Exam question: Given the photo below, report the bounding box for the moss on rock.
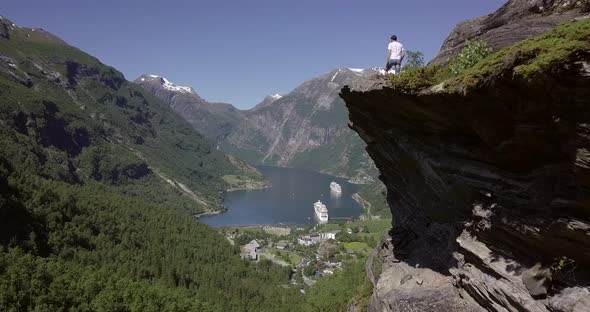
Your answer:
[386,18,590,94]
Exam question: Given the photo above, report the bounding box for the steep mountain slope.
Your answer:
[222,68,382,182]
[0,22,236,211]
[342,18,590,312]
[136,69,380,181]
[431,0,590,64]
[135,74,243,142]
[252,93,283,110]
[0,16,299,311]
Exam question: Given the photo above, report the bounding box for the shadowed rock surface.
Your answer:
[341,28,590,312]
[431,0,590,65]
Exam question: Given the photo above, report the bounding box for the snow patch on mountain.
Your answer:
[330,69,342,82]
[348,68,364,73]
[146,74,195,94]
[347,67,386,75]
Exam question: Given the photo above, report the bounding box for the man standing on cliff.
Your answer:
[385,35,404,74]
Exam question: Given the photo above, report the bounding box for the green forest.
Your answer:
[0,18,380,311]
[0,20,304,311]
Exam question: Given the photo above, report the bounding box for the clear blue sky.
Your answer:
[3,0,505,109]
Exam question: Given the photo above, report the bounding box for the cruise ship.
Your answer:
[330,181,342,193]
[314,200,329,223]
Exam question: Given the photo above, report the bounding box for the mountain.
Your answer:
[252,93,283,110]
[135,74,243,142]
[431,0,590,64]
[136,68,390,215]
[342,15,590,312]
[0,16,300,310]
[221,67,381,182]
[138,68,382,181]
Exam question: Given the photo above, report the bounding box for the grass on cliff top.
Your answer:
[387,18,590,93]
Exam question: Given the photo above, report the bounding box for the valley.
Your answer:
[135,68,392,220]
[135,68,387,200]
[2,0,590,311]
[0,14,387,312]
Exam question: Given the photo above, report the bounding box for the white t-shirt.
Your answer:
[388,41,404,60]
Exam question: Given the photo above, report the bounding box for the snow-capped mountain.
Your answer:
[138,74,196,94]
[251,94,283,111]
[136,68,380,181]
[134,74,241,141]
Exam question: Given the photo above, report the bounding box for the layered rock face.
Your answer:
[341,50,590,311]
[431,0,590,64]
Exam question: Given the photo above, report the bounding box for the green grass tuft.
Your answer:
[386,18,590,93]
[387,65,445,93]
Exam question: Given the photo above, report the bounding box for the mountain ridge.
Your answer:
[136,67,383,182]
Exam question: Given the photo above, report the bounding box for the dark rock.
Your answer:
[431,0,590,64]
[341,41,590,312]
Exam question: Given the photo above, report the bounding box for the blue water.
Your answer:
[200,166,363,227]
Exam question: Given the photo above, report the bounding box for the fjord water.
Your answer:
[200,166,363,227]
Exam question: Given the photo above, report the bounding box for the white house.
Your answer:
[320,230,340,240]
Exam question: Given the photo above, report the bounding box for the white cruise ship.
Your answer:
[330,181,342,193]
[314,200,329,223]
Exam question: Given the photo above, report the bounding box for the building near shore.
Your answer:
[298,234,322,246]
[298,230,340,246]
[241,240,260,260]
[320,230,340,240]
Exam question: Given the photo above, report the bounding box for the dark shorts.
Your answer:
[386,59,401,71]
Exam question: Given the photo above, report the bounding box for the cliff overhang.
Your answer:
[341,19,590,312]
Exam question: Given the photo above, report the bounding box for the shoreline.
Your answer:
[200,166,369,226]
[225,183,272,193]
[257,165,374,186]
[352,192,372,219]
[195,207,227,218]
[198,180,272,219]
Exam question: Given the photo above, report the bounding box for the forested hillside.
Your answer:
[0,16,301,311]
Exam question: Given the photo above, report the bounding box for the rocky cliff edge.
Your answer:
[341,19,590,312]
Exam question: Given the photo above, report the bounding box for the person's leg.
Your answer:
[385,60,394,74]
[393,60,401,74]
